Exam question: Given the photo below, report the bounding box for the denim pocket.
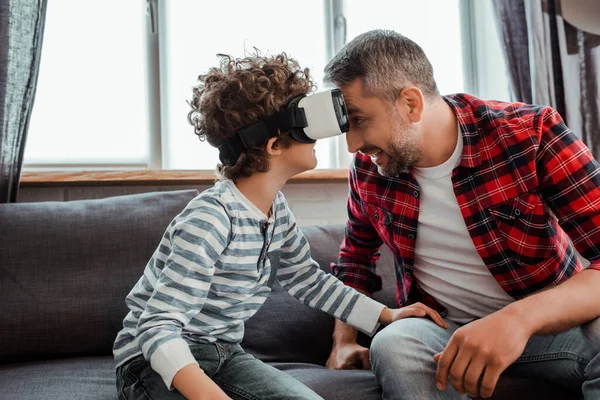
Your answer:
[127,357,153,381]
[189,342,222,378]
[117,357,153,400]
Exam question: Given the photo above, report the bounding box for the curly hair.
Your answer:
[187,52,315,181]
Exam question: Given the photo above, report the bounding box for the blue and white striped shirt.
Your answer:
[113,180,385,388]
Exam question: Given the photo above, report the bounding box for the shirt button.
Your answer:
[408,234,415,240]
[514,209,521,216]
[374,214,380,221]
[405,271,412,278]
[413,190,419,198]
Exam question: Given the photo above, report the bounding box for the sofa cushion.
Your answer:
[272,362,382,400]
[0,356,117,400]
[0,357,383,400]
[0,356,575,400]
[0,190,199,364]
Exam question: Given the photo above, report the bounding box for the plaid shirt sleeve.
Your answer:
[535,106,600,272]
[331,160,384,294]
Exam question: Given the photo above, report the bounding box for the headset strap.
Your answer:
[218,107,307,166]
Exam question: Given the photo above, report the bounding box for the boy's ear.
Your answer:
[266,136,283,156]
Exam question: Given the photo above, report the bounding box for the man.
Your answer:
[324,29,600,399]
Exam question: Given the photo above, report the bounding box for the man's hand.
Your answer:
[433,308,531,398]
[326,342,371,370]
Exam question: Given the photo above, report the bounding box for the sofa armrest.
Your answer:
[582,317,600,347]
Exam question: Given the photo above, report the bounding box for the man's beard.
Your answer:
[378,121,422,177]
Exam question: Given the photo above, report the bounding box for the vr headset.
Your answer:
[217,88,350,166]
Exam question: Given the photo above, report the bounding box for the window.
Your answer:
[24,0,510,171]
[25,0,150,169]
[345,0,465,95]
[161,0,329,169]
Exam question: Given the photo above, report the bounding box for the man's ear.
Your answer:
[395,86,425,123]
[266,136,283,156]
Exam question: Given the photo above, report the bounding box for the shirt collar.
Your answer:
[443,94,482,169]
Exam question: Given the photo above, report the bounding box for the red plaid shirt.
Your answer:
[333,94,600,312]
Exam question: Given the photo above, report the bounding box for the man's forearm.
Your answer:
[332,319,359,344]
[505,269,600,336]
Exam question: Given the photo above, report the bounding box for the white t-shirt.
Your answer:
[412,127,514,324]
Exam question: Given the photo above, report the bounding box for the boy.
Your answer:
[113,53,446,400]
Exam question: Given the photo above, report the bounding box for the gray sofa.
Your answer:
[0,189,596,399]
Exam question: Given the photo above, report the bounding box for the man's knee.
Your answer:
[582,317,600,348]
[370,318,445,368]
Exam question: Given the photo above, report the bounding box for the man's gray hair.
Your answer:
[324,30,439,102]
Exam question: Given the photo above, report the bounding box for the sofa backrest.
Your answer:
[0,190,199,364]
[0,189,397,367]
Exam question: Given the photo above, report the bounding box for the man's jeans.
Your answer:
[370,318,600,400]
[116,343,323,400]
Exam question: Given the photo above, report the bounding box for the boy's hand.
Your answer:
[173,364,231,400]
[379,303,448,329]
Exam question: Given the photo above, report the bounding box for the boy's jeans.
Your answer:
[116,343,323,400]
[370,318,600,400]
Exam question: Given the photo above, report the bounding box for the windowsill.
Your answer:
[20,169,349,187]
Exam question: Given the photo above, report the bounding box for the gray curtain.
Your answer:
[493,0,600,157]
[0,0,47,203]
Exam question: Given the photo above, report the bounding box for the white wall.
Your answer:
[17,182,351,227]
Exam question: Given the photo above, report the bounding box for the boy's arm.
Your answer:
[276,206,384,336]
[135,198,231,391]
[277,202,446,336]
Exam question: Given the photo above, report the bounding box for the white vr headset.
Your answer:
[218,89,350,165]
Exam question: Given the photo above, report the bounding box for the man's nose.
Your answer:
[346,130,364,154]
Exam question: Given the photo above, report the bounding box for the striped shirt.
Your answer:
[113,180,385,389]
